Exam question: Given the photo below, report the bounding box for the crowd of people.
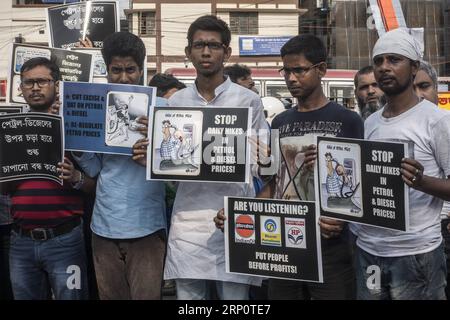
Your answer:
[0,14,449,300]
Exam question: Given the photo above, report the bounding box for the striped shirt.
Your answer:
[11,180,83,230]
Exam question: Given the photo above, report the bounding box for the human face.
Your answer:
[355,72,384,107]
[20,65,57,112]
[414,69,438,105]
[107,56,143,85]
[237,75,256,92]
[373,53,418,96]
[185,30,231,77]
[281,54,324,100]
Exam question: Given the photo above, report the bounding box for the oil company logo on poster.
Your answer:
[260,216,281,247]
[234,214,255,244]
[285,218,306,249]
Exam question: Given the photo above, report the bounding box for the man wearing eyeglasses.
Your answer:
[246,34,363,299]
[133,15,267,300]
[3,57,96,300]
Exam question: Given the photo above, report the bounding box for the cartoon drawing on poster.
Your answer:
[93,53,107,76]
[317,140,363,217]
[14,46,51,73]
[152,109,202,176]
[104,91,147,148]
[8,44,93,105]
[275,136,315,201]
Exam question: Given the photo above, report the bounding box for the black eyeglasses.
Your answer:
[191,41,226,51]
[279,62,323,78]
[21,78,54,89]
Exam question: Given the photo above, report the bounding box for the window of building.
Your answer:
[230,12,258,35]
[139,11,156,37]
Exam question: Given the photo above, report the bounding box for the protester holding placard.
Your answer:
[354,29,450,300]
[132,15,267,300]
[215,34,364,300]
[2,57,95,300]
[73,32,167,300]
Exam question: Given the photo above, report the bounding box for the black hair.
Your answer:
[223,64,251,83]
[20,57,60,81]
[149,73,186,97]
[354,65,374,87]
[102,32,146,70]
[280,34,327,64]
[187,15,231,48]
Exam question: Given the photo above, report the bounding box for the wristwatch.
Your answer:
[71,170,85,190]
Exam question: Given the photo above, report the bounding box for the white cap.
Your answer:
[372,28,423,61]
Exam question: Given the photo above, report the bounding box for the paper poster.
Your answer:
[315,136,409,231]
[225,197,322,282]
[147,106,251,183]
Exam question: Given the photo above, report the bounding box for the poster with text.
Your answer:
[0,113,63,184]
[7,43,93,104]
[315,136,409,231]
[147,107,251,183]
[61,81,155,155]
[46,0,119,49]
[71,47,107,83]
[225,197,322,282]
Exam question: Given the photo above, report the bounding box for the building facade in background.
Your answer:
[1,0,449,101]
[300,0,450,76]
[126,0,303,73]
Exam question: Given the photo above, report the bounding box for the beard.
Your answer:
[28,100,53,112]
[379,77,411,96]
[361,101,382,120]
[27,92,55,112]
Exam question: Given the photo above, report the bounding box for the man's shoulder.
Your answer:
[326,102,362,123]
[271,107,296,127]
[168,87,193,105]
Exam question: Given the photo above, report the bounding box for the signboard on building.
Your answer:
[438,92,450,111]
[239,36,292,56]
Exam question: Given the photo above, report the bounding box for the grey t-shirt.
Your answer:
[356,99,450,256]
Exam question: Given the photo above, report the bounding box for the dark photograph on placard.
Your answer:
[47,1,119,49]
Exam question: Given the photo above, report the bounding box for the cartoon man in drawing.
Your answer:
[107,94,133,144]
[325,152,348,197]
[159,120,179,168]
[172,129,198,168]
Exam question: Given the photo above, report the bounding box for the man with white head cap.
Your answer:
[353,28,450,300]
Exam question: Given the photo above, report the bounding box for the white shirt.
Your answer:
[356,99,450,257]
[164,77,266,285]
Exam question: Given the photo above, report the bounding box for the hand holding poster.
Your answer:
[315,136,409,231]
[147,107,251,183]
[7,43,93,104]
[46,0,119,49]
[61,81,155,155]
[225,197,323,282]
[0,113,63,184]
